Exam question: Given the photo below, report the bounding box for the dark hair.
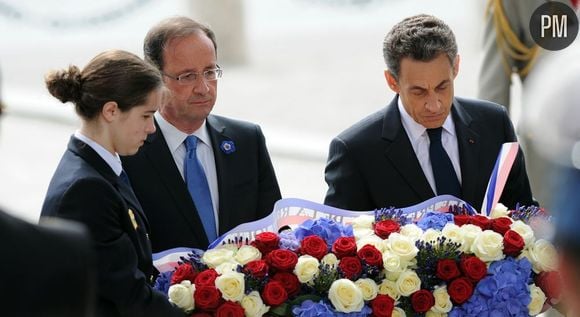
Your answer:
[383,14,458,80]
[144,16,217,70]
[45,50,162,120]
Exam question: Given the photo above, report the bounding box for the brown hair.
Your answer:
[144,16,217,70]
[45,50,162,120]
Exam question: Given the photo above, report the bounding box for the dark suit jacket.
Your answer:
[0,209,95,317]
[324,95,535,211]
[121,114,281,252]
[41,137,184,317]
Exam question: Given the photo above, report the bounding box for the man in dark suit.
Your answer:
[0,207,96,316]
[324,14,535,212]
[122,17,281,252]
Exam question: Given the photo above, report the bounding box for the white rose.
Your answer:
[241,291,269,317]
[395,270,421,296]
[328,279,364,313]
[387,233,419,262]
[354,227,375,240]
[168,280,195,312]
[215,271,245,302]
[385,270,402,282]
[441,223,463,245]
[378,278,400,300]
[294,255,320,283]
[470,230,505,262]
[235,245,262,265]
[459,224,482,253]
[528,284,547,316]
[352,215,375,229]
[392,307,407,317]
[511,220,535,246]
[355,278,378,301]
[215,261,240,275]
[528,239,558,273]
[425,311,445,317]
[383,250,405,273]
[490,203,509,219]
[399,224,423,241]
[431,286,453,313]
[421,228,442,244]
[357,235,385,252]
[202,248,235,268]
[322,253,339,268]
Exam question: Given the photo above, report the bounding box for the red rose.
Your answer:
[194,269,219,287]
[503,230,525,257]
[357,244,383,267]
[300,235,328,260]
[448,277,474,304]
[338,256,362,280]
[436,259,461,281]
[374,219,401,239]
[170,263,198,285]
[261,280,288,306]
[454,214,472,226]
[370,294,395,317]
[471,215,492,230]
[332,237,357,259]
[411,289,435,313]
[194,285,222,310]
[491,217,513,235]
[535,271,562,303]
[267,249,298,272]
[216,301,245,317]
[460,255,487,283]
[243,260,269,278]
[251,232,280,255]
[271,272,301,297]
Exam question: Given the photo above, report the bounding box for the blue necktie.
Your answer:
[119,170,131,187]
[427,127,462,198]
[184,136,217,242]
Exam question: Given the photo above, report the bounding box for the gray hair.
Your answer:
[144,16,217,70]
[383,14,457,80]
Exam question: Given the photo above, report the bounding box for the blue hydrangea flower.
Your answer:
[293,217,353,248]
[153,271,174,296]
[220,140,236,154]
[450,257,532,316]
[292,300,334,317]
[416,211,454,231]
[279,230,300,251]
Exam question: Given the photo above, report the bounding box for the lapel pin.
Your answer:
[468,138,475,144]
[220,140,236,154]
[128,209,138,230]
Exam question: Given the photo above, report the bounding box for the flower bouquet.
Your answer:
[153,197,560,317]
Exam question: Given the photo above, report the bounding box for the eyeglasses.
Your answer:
[163,67,223,85]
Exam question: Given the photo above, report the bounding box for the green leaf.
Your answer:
[289,294,323,306]
[268,303,290,316]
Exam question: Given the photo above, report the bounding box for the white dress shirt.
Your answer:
[155,112,219,231]
[74,131,123,177]
[397,99,462,195]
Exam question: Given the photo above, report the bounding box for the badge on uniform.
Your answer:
[128,209,138,230]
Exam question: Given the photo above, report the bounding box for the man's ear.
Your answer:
[453,54,460,79]
[101,101,119,123]
[384,70,400,93]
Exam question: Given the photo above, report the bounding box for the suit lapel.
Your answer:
[381,96,434,201]
[206,115,232,234]
[68,137,150,228]
[141,122,209,246]
[451,98,481,206]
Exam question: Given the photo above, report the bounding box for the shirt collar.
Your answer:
[73,130,123,176]
[155,112,211,151]
[397,96,456,140]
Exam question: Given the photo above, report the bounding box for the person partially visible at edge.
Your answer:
[40,50,185,317]
[324,14,536,212]
[121,16,282,252]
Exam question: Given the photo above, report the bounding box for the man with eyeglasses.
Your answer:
[122,16,281,252]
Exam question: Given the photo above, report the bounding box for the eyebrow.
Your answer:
[409,79,450,91]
